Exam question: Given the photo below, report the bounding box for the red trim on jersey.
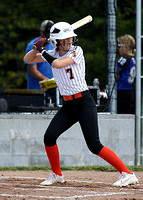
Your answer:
[71,52,76,57]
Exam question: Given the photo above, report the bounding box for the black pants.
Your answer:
[44,90,104,155]
[117,90,134,114]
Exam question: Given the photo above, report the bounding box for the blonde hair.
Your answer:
[117,34,136,55]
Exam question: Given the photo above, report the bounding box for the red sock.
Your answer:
[98,146,132,174]
[45,144,62,176]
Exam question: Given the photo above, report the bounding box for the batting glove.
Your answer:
[32,38,49,51]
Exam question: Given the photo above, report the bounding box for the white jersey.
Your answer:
[44,46,88,96]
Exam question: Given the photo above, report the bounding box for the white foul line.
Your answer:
[0,175,140,199]
[0,192,132,199]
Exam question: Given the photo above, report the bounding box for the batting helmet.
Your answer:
[40,20,54,38]
[50,22,77,47]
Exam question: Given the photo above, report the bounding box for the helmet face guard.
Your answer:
[50,22,77,47]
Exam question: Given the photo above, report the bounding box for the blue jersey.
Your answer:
[117,55,136,90]
[25,37,54,89]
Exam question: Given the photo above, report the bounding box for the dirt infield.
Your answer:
[0,170,143,200]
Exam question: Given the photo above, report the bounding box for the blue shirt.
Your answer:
[25,37,54,89]
[117,55,136,90]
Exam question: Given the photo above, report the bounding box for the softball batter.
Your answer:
[24,22,138,187]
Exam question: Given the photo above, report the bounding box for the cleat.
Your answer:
[112,172,138,187]
[40,172,65,185]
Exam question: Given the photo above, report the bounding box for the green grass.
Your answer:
[0,165,143,172]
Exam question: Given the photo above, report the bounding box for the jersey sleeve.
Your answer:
[117,55,131,71]
[68,46,84,65]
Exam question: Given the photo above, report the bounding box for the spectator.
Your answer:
[25,20,54,89]
[117,34,136,114]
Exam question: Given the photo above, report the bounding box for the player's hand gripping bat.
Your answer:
[32,38,49,50]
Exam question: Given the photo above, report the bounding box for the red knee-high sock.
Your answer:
[45,144,62,176]
[98,146,132,174]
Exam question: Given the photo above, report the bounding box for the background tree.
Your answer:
[0,0,136,90]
